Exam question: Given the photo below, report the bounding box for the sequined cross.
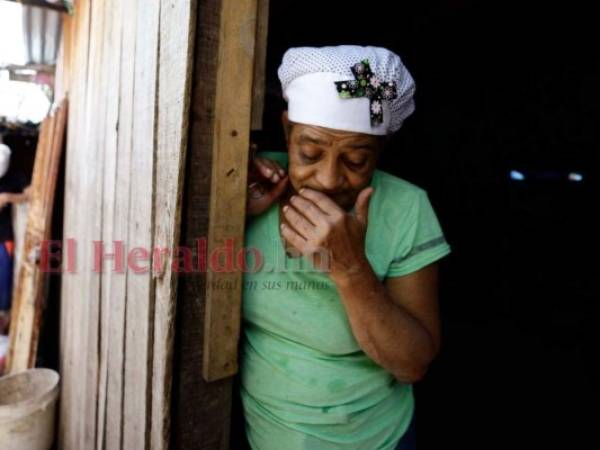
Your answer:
[334,59,397,126]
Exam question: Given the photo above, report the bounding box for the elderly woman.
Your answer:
[242,45,451,450]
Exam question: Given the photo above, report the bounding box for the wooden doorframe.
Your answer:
[172,0,270,447]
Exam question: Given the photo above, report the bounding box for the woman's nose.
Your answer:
[315,161,343,191]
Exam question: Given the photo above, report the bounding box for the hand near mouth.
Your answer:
[279,186,374,277]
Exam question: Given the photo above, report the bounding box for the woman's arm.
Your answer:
[331,263,440,383]
[0,186,32,210]
[280,186,442,382]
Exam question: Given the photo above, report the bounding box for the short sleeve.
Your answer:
[256,151,288,169]
[386,190,451,277]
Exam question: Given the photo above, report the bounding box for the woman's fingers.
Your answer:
[283,203,316,240]
[253,157,286,182]
[246,175,289,216]
[280,222,309,255]
[266,174,289,201]
[289,194,327,227]
[272,161,286,177]
[246,156,289,216]
[251,157,270,178]
[259,156,285,176]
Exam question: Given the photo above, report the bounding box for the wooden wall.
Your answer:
[172,0,264,447]
[57,0,196,448]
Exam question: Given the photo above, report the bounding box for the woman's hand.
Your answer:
[280,186,374,278]
[0,193,11,211]
[246,155,289,216]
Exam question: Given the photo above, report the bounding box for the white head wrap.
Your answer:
[278,45,416,136]
[0,144,11,179]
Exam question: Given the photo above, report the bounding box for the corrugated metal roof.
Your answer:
[7,1,71,13]
[22,4,63,66]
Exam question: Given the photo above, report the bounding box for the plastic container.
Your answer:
[0,368,60,450]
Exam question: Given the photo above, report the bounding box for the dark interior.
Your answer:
[242,1,598,448]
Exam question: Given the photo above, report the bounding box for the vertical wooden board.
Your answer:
[251,0,270,130]
[203,0,258,381]
[96,0,123,448]
[6,102,65,375]
[20,96,69,379]
[172,0,234,447]
[7,101,68,371]
[6,117,50,370]
[123,0,160,448]
[26,116,54,233]
[11,203,28,290]
[151,0,197,449]
[104,0,138,448]
[80,0,108,447]
[59,1,91,447]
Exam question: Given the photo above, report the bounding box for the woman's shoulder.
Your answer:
[371,169,427,205]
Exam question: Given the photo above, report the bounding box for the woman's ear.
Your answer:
[281,110,291,144]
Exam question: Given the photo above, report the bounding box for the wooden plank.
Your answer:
[10,203,28,291]
[5,116,50,372]
[122,0,160,447]
[104,0,138,448]
[53,0,205,448]
[251,0,270,130]
[172,0,232,447]
[6,99,68,372]
[150,1,197,449]
[95,0,123,448]
[59,1,91,447]
[203,0,259,382]
[56,10,74,449]
[79,0,108,447]
[56,13,72,422]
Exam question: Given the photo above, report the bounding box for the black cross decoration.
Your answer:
[334,59,398,126]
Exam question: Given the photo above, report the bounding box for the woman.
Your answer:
[0,137,31,334]
[242,45,450,449]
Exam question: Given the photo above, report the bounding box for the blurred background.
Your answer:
[0,0,60,200]
[0,0,64,373]
[255,1,598,448]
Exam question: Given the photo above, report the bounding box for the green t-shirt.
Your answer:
[241,151,451,449]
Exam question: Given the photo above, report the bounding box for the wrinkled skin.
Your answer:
[247,112,385,275]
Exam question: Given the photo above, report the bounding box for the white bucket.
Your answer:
[0,368,60,450]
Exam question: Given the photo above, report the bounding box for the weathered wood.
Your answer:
[251,0,270,131]
[54,17,71,443]
[59,1,91,447]
[59,0,197,447]
[150,0,197,449]
[172,0,270,445]
[203,0,259,382]
[56,0,245,446]
[172,0,232,447]
[10,203,28,290]
[6,98,68,373]
[103,0,138,448]
[95,0,123,448]
[5,116,49,372]
[122,0,161,448]
[79,0,110,447]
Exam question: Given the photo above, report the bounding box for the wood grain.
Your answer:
[6,98,68,373]
[203,0,259,382]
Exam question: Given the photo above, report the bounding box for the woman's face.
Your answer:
[285,118,384,211]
